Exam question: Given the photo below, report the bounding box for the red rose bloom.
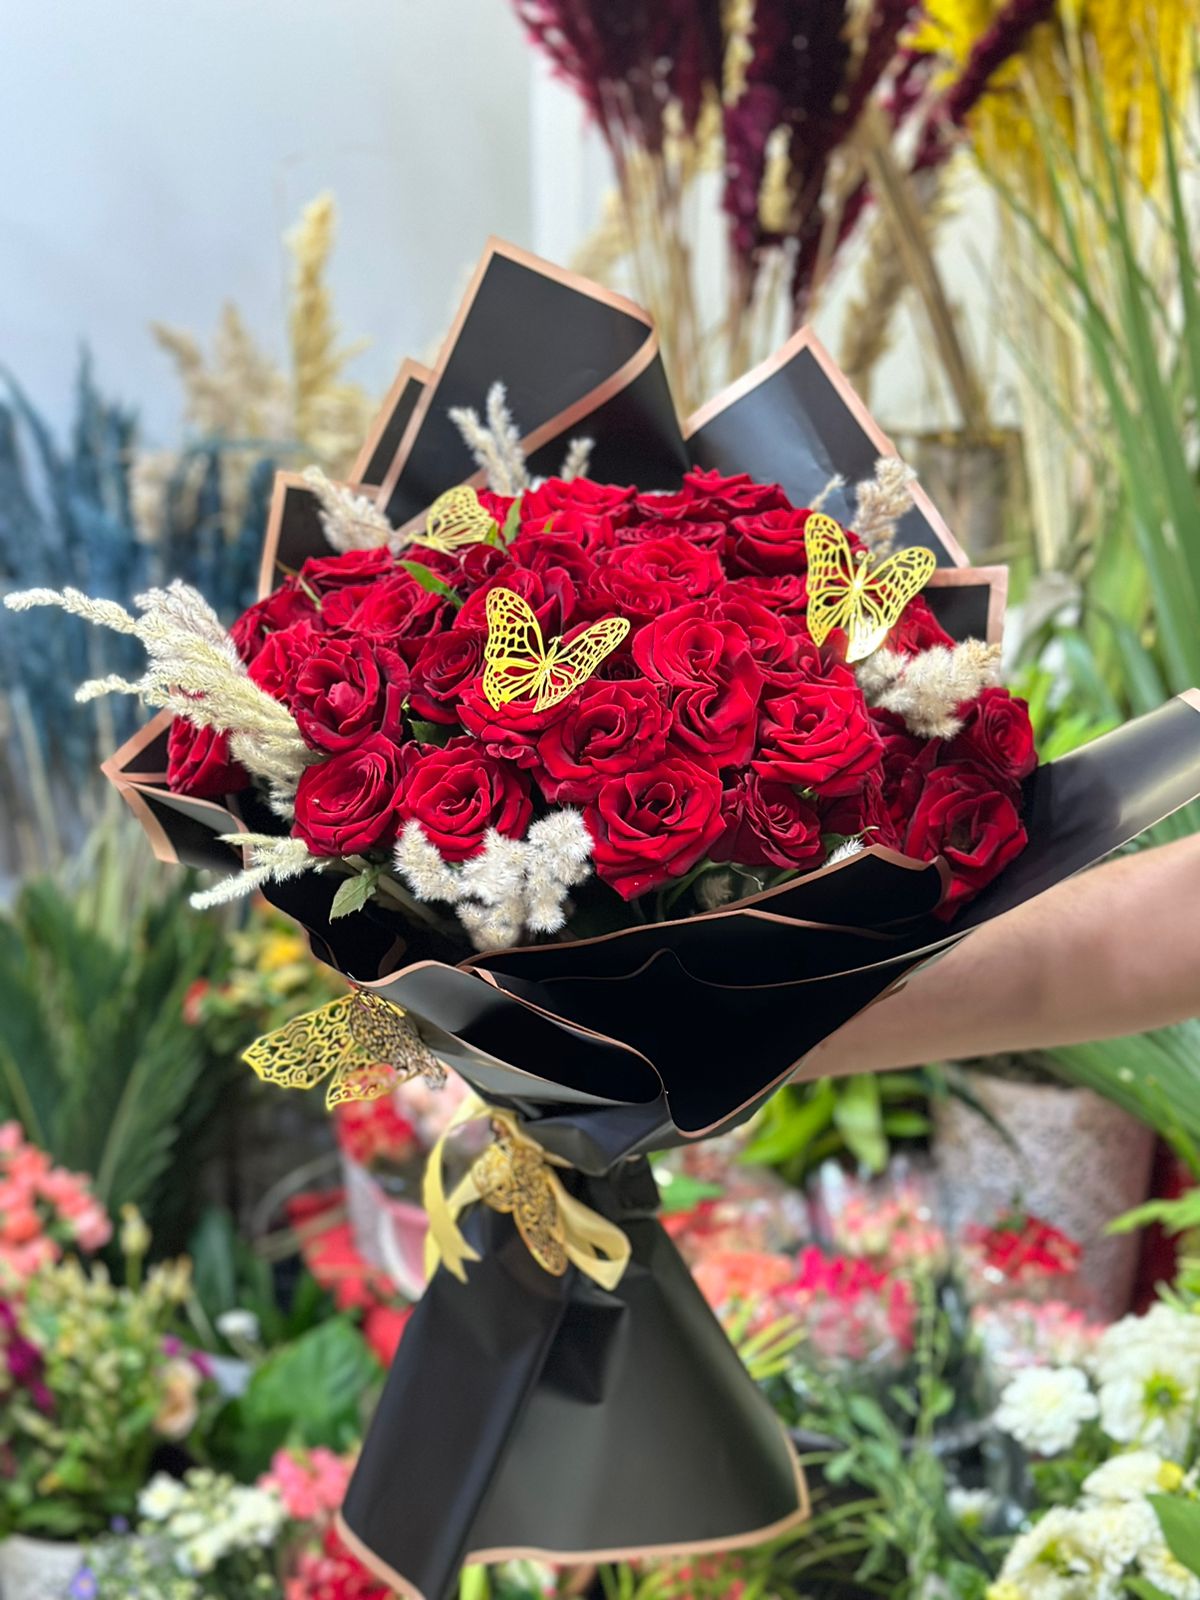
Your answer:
[476,488,515,526]
[901,761,1027,913]
[633,604,764,767]
[457,566,566,636]
[886,593,954,655]
[949,687,1036,790]
[325,572,448,662]
[728,507,837,577]
[755,672,883,797]
[717,591,807,684]
[396,738,532,862]
[598,535,723,607]
[534,680,673,803]
[603,516,726,553]
[724,571,810,621]
[871,708,929,825]
[714,772,824,871]
[587,756,725,900]
[457,685,569,767]
[230,580,320,662]
[247,620,321,706]
[166,720,248,799]
[409,628,486,725]
[292,734,410,856]
[291,638,410,754]
[681,467,791,518]
[520,477,637,528]
[300,546,395,595]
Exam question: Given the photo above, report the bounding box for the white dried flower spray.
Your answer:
[857,640,1001,739]
[393,811,593,949]
[448,382,529,496]
[853,457,918,556]
[3,581,310,787]
[558,436,594,482]
[301,465,396,553]
[189,835,323,909]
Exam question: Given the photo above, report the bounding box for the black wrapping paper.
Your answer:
[100,240,1200,1600]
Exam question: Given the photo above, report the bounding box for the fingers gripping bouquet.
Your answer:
[10,243,1200,1599]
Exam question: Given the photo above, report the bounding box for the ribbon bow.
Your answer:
[423,1095,631,1292]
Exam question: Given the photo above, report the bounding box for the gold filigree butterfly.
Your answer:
[412,486,496,554]
[805,512,937,663]
[472,1120,570,1277]
[242,990,445,1110]
[482,586,629,711]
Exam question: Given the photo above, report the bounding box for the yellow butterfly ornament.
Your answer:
[412,486,497,555]
[804,512,937,663]
[482,587,630,712]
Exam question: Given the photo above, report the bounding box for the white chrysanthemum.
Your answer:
[1140,1534,1200,1600]
[1072,1500,1159,1582]
[139,1472,187,1520]
[994,1365,1099,1457]
[947,1486,994,1527]
[1099,1349,1198,1458]
[1093,1303,1200,1386]
[995,1505,1122,1600]
[1084,1449,1183,1502]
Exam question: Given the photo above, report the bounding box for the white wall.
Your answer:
[0,0,534,441]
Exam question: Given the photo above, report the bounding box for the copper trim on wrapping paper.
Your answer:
[334,1437,812,1600]
[926,563,1008,648]
[374,238,657,520]
[351,358,433,487]
[682,325,972,570]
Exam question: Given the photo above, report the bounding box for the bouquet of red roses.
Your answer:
[8,241,1200,1600]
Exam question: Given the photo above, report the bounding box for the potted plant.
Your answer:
[0,1211,213,1599]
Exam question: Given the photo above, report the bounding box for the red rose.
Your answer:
[754,672,883,797]
[603,516,726,553]
[717,590,807,684]
[292,734,411,856]
[871,708,929,825]
[632,488,721,522]
[230,581,321,662]
[633,604,764,767]
[247,620,322,706]
[457,685,567,767]
[521,505,616,551]
[477,489,515,526]
[166,720,248,798]
[949,688,1037,790]
[457,566,567,636]
[887,593,954,655]
[290,638,410,754]
[901,761,1027,913]
[534,680,673,803]
[681,467,791,517]
[396,738,532,861]
[723,572,810,621]
[821,776,900,852]
[714,772,824,871]
[587,556,676,622]
[598,535,723,607]
[300,546,395,595]
[325,572,448,662]
[409,627,486,725]
[727,508,816,577]
[507,534,594,625]
[586,756,725,900]
[520,477,637,528]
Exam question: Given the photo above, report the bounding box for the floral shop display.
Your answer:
[8,239,1200,1600]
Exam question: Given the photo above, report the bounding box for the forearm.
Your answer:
[800,833,1200,1079]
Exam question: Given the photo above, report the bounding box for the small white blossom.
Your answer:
[139,1473,187,1521]
[994,1365,1099,1457]
[1099,1350,1198,1458]
[1083,1449,1182,1503]
[215,1308,261,1344]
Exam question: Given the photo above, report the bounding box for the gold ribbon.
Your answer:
[423,1094,631,1292]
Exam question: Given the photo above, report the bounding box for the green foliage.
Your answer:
[206,1317,381,1480]
[742,1072,930,1181]
[1148,1495,1200,1578]
[186,1206,333,1354]
[0,824,229,1239]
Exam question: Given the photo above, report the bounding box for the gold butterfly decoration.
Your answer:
[472,1119,570,1277]
[482,586,630,711]
[804,513,938,663]
[242,990,446,1110]
[411,486,497,554]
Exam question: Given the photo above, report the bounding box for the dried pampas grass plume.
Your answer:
[854,458,918,556]
[301,466,396,554]
[857,639,1001,739]
[449,381,594,495]
[190,835,323,909]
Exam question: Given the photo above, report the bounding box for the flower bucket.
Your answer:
[933,1069,1156,1319]
[0,1534,86,1600]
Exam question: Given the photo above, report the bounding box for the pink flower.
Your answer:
[263,1447,355,1522]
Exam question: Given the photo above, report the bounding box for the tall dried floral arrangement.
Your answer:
[132,193,372,548]
[911,0,1200,568]
[514,1,1056,419]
